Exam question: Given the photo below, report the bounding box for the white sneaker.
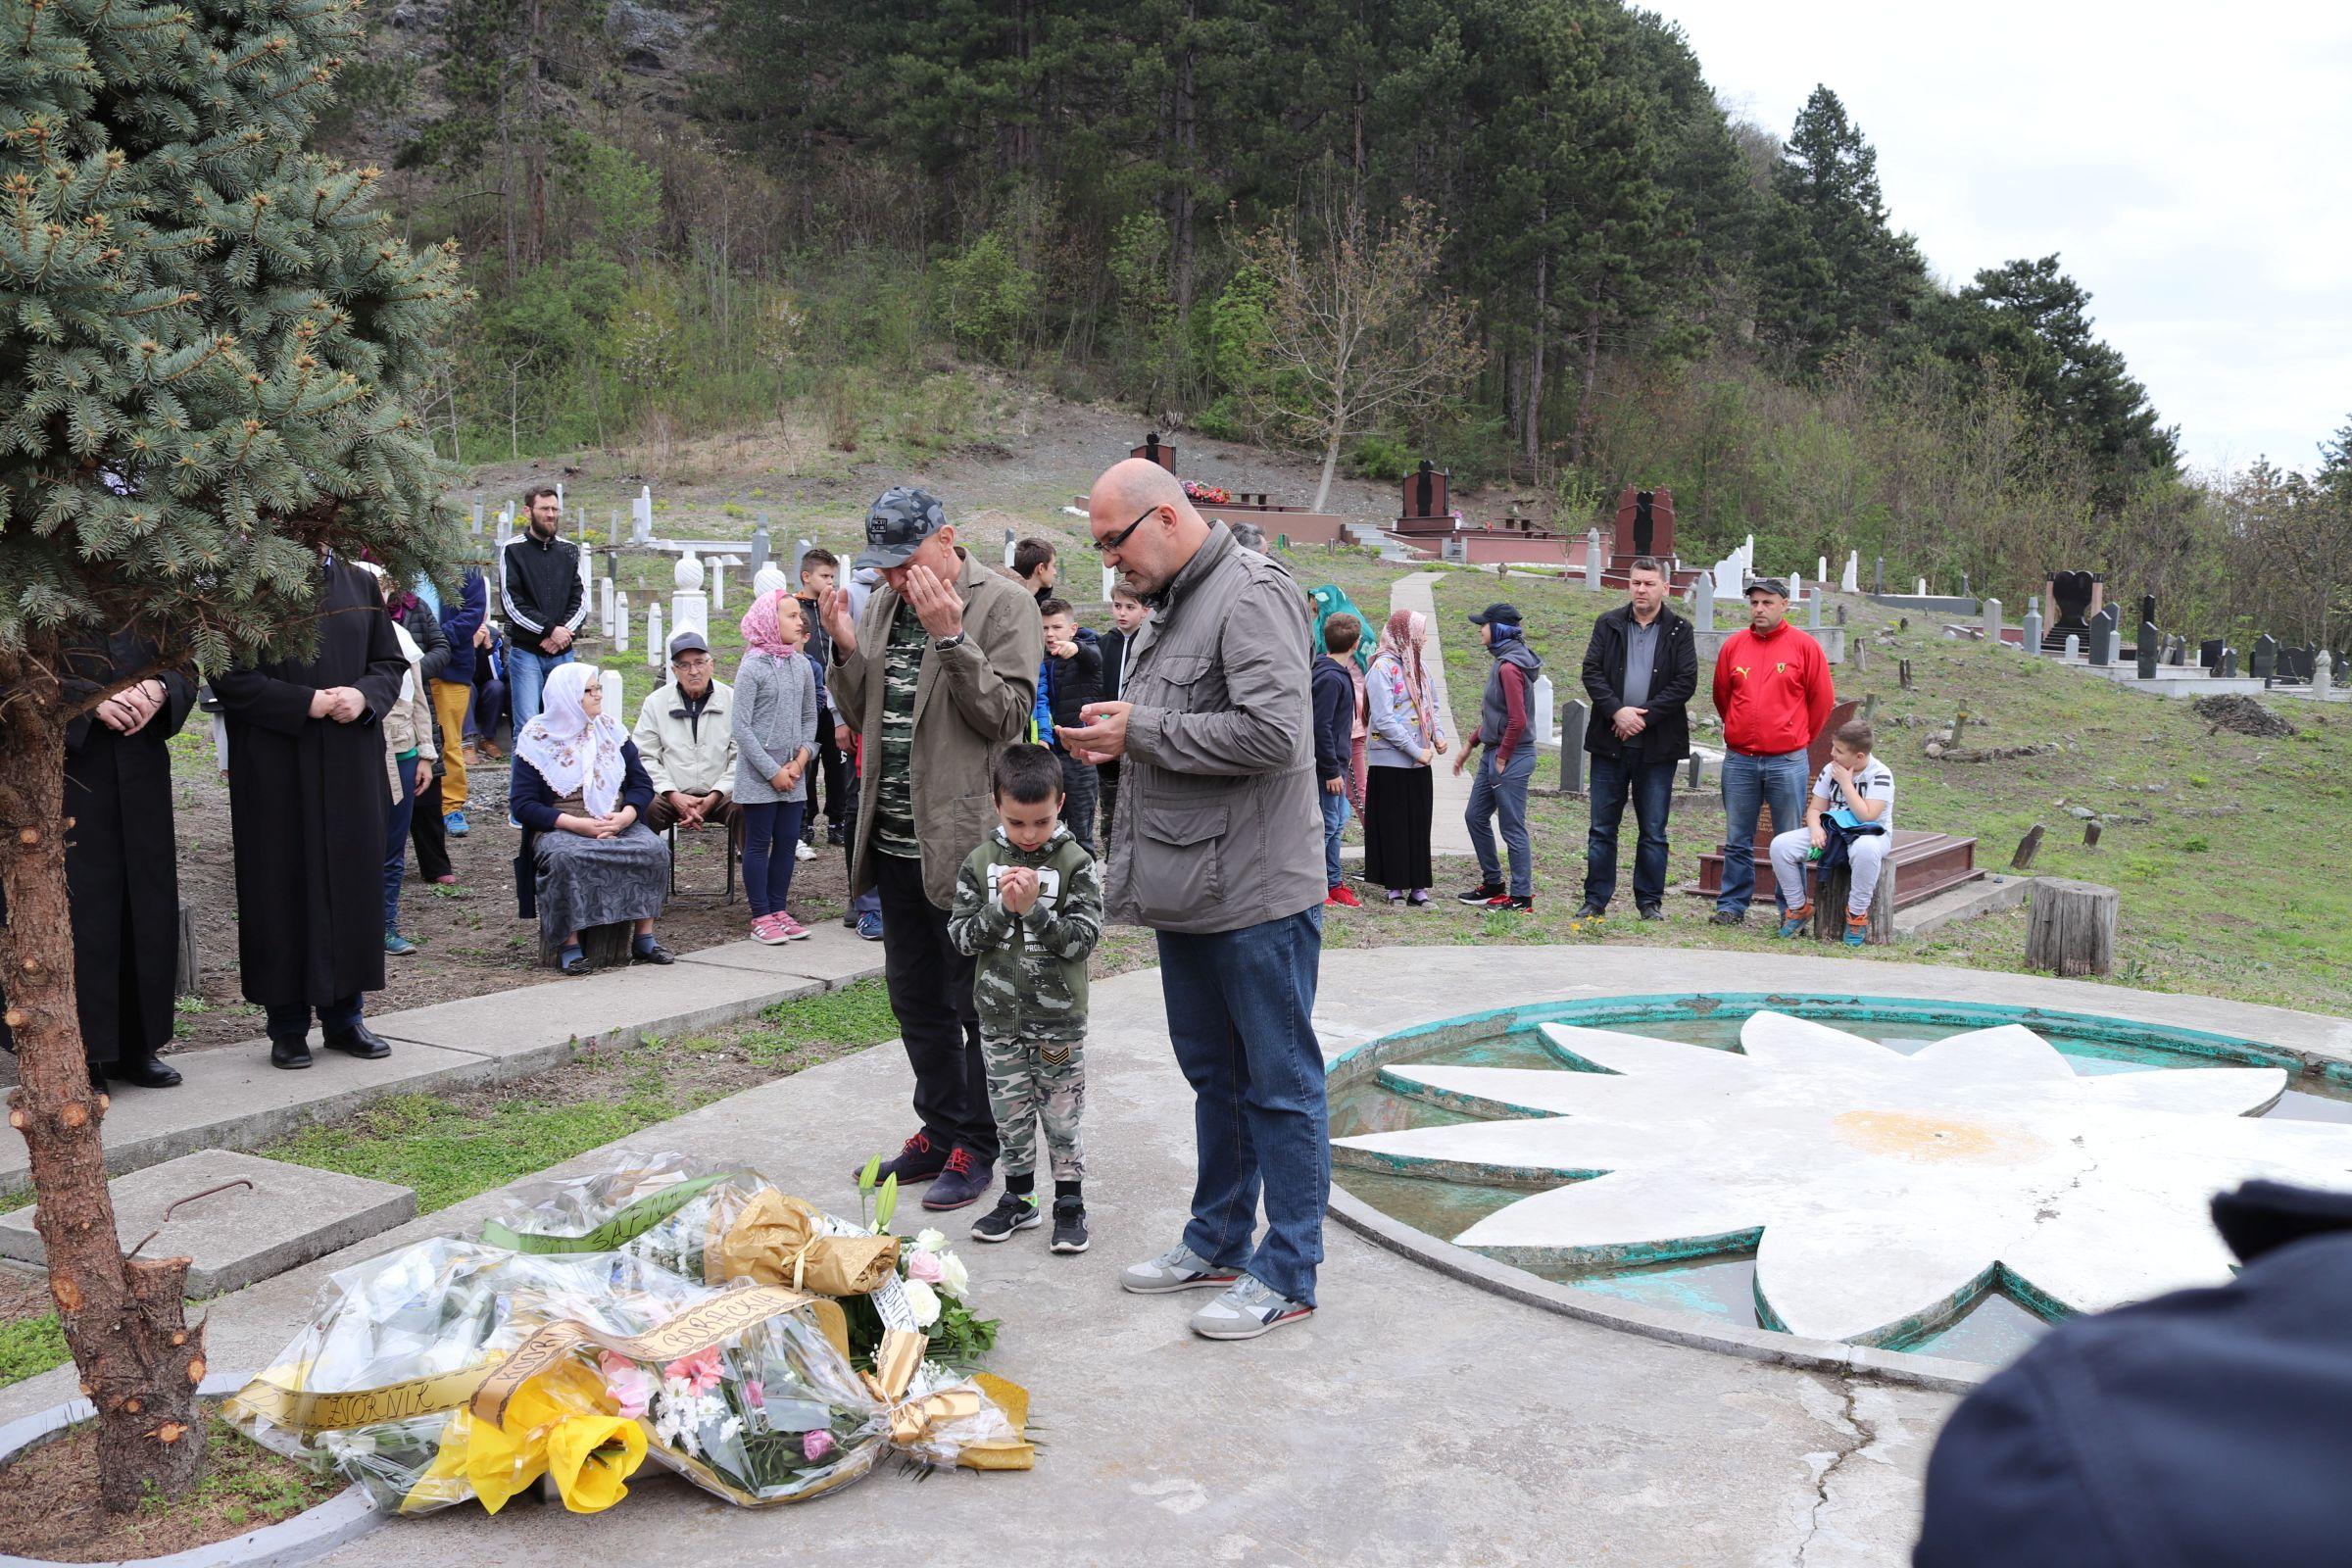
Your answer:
[1190,1276,1314,1340]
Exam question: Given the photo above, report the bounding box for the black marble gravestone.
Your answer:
[2251,634,2278,681]
[1132,430,1176,471]
[2136,596,2160,679]
[1401,459,1449,521]
[2199,638,2225,668]
[2221,646,2238,677]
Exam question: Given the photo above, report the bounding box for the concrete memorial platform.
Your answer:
[0,1149,415,1298]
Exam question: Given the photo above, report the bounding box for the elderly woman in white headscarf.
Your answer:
[509,662,672,973]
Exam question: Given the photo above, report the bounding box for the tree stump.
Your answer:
[2025,879,2118,976]
[1810,853,1897,945]
[539,920,634,970]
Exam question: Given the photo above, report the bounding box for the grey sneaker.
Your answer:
[1118,1243,1241,1295]
[1189,1275,1314,1341]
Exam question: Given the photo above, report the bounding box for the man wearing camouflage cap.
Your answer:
[819,487,1043,1212]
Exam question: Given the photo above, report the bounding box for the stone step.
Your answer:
[0,1149,414,1298]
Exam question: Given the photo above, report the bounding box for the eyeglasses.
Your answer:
[1093,505,1158,557]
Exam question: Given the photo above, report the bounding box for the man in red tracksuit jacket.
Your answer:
[1710,576,1834,922]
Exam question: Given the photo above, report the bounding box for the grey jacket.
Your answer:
[1104,523,1325,934]
[731,652,818,804]
[828,546,1042,908]
[1365,650,1446,768]
[633,677,738,797]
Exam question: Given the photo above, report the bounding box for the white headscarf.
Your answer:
[515,663,627,818]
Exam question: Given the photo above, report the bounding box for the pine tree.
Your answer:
[0,0,464,1510]
[1754,85,1928,368]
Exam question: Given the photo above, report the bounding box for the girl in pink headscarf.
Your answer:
[1362,609,1448,904]
[731,590,818,942]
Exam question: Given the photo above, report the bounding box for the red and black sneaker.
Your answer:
[855,1130,950,1187]
[1484,894,1535,912]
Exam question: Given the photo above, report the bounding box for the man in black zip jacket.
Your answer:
[498,484,586,730]
[1578,556,1695,918]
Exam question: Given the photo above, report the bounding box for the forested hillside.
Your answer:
[337,0,2349,650]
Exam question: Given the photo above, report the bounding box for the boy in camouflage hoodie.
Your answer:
[948,743,1104,1252]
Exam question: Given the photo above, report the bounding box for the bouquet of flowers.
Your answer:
[1181,477,1232,506]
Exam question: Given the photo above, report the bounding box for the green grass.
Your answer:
[260,978,906,1211]
[0,1310,68,1387]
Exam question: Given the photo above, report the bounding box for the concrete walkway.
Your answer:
[0,944,2084,1567]
[0,923,885,1198]
[1386,572,1477,858]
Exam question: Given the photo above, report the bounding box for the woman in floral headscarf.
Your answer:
[1362,609,1447,905]
[510,663,673,974]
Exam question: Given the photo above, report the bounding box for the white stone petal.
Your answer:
[1903,1023,2078,1084]
[1737,1010,1910,1078]
[1378,1064,1638,1119]
[1538,1022,1752,1081]
[1753,1209,2004,1346]
[2094,1112,2352,1178]
[1453,1169,1763,1265]
[2078,1064,2286,1117]
[1999,1178,2245,1315]
[1334,1116,1659,1181]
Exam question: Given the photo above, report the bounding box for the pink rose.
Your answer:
[905,1249,945,1284]
[803,1429,837,1463]
[666,1347,725,1396]
[599,1352,657,1420]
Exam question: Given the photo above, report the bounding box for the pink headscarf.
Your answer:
[1375,609,1437,730]
[739,589,802,659]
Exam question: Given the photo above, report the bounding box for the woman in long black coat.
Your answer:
[211,555,408,1069]
[0,633,196,1087]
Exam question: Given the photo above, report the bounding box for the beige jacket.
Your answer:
[381,636,437,800]
[828,546,1041,908]
[1102,523,1324,933]
[632,677,739,797]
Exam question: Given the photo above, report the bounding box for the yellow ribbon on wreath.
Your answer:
[859,1328,1034,1471]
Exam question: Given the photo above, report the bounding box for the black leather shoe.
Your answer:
[630,938,674,964]
[1638,905,1665,921]
[107,1054,182,1089]
[1574,902,1607,919]
[270,1036,314,1070]
[322,1021,391,1059]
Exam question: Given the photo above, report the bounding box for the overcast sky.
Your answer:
[1646,2,2352,477]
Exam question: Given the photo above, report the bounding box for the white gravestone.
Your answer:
[2064,634,2081,662]
[599,575,614,637]
[671,550,709,640]
[1530,671,1555,746]
[647,604,664,668]
[615,592,630,654]
[1840,551,1859,593]
[1691,570,1716,633]
[1916,577,1928,597]
[2022,597,2043,653]
[1102,564,1116,602]
[711,558,727,615]
[1004,528,1017,570]
[470,500,483,535]
[1817,555,1828,584]
[1584,527,1603,590]
[576,527,593,612]
[598,668,621,726]
[1984,597,2003,643]
[2317,651,2334,700]
[630,485,654,546]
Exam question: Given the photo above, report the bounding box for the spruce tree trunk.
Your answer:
[0,662,207,1511]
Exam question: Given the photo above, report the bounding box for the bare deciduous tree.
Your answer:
[1240,193,1483,513]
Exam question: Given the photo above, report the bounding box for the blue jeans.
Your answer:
[1156,907,1327,1305]
[1465,745,1538,897]
[507,644,575,731]
[1584,751,1677,910]
[383,756,416,935]
[740,800,806,919]
[1318,785,1349,888]
[1718,748,1810,915]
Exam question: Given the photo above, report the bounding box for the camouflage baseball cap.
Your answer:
[855,486,951,570]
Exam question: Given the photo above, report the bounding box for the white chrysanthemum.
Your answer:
[1336,1012,2352,1345]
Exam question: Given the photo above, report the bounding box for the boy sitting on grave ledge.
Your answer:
[1768,719,1893,948]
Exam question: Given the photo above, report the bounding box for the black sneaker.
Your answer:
[921,1148,994,1211]
[858,1130,950,1187]
[1051,1197,1090,1254]
[826,824,846,846]
[1711,909,1746,926]
[969,1192,1041,1243]
[1455,881,1505,906]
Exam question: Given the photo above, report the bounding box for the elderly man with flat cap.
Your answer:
[817,487,1042,1213]
[1059,458,1328,1341]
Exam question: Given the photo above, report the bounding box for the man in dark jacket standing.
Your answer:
[1453,604,1543,911]
[497,484,584,731]
[1578,558,1695,918]
[1310,614,1361,907]
[1062,458,1327,1341]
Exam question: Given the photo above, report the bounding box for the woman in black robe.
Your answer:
[211,554,408,1069]
[0,633,196,1087]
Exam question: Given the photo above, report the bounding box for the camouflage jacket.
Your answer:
[947,826,1103,1042]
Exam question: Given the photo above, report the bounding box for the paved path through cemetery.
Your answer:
[22,947,2345,1564]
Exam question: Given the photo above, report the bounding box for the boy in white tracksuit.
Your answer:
[1770,719,1893,945]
